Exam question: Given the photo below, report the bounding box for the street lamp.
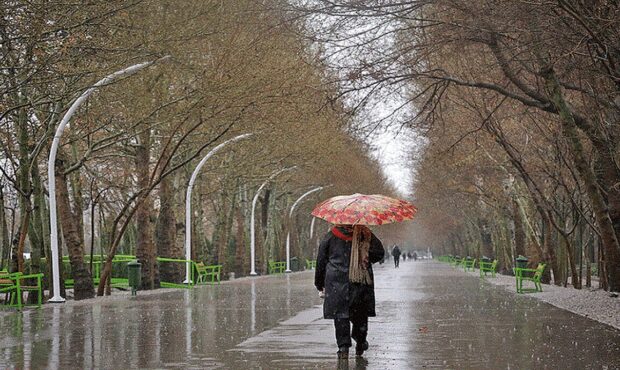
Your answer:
[309,217,316,239]
[285,186,324,273]
[47,57,168,303]
[183,133,253,284]
[249,166,297,276]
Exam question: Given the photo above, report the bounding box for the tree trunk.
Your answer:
[55,155,95,300]
[257,188,271,273]
[219,188,237,275]
[211,195,225,265]
[0,186,9,270]
[478,218,494,258]
[195,194,207,261]
[560,232,580,289]
[234,186,246,274]
[135,131,159,290]
[26,164,46,303]
[70,143,86,247]
[156,175,182,283]
[540,215,558,284]
[11,213,29,273]
[14,98,30,274]
[512,200,526,257]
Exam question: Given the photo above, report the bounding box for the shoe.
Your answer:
[337,347,349,359]
[355,341,369,357]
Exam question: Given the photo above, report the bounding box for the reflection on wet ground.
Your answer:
[0,262,619,369]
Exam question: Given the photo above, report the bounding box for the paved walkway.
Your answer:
[0,261,619,369]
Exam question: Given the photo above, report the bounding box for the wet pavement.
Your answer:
[1,261,619,369]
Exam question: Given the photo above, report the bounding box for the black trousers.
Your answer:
[333,306,368,349]
[394,256,400,267]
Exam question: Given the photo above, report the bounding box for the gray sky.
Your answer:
[369,128,413,197]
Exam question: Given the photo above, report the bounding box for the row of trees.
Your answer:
[0,0,397,301]
[296,1,620,291]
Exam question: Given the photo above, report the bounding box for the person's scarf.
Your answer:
[332,225,372,285]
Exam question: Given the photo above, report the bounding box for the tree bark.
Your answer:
[156,175,182,283]
[135,130,159,290]
[0,186,9,269]
[26,164,47,303]
[512,200,526,257]
[257,188,271,273]
[11,212,29,273]
[478,218,494,258]
[234,186,246,274]
[55,155,95,300]
[559,230,581,289]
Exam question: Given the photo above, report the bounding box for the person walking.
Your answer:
[391,245,401,268]
[315,224,385,359]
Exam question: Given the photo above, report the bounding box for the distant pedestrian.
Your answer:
[315,224,385,359]
[412,251,418,261]
[391,245,401,268]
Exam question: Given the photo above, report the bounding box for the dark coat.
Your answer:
[392,245,401,257]
[314,230,385,319]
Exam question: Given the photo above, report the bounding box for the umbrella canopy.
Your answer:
[311,193,417,225]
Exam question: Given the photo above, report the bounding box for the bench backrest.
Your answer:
[196,262,220,273]
[0,272,22,287]
[203,265,221,273]
[534,263,546,278]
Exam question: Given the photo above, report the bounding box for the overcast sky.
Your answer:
[369,128,413,197]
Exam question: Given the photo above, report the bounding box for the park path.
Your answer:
[0,261,619,369]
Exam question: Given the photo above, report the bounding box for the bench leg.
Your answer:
[38,276,42,307]
[16,290,22,310]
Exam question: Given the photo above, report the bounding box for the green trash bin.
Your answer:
[515,255,529,269]
[290,257,299,272]
[127,260,142,296]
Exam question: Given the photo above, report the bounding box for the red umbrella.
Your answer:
[311,193,417,225]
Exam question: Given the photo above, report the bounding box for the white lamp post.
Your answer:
[309,217,316,239]
[183,133,253,284]
[249,166,297,276]
[48,58,167,303]
[285,186,324,272]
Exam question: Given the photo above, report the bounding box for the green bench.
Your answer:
[268,261,286,275]
[196,263,221,285]
[451,257,464,267]
[439,256,453,263]
[514,263,546,293]
[0,271,43,309]
[64,256,134,289]
[305,259,316,270]
[479,259,498,277]
[463,258,476,272]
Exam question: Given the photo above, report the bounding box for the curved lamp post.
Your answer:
[184,133,253,283]
[48,58,167,303]
[285,186,324,272]
[250,166,297,276]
